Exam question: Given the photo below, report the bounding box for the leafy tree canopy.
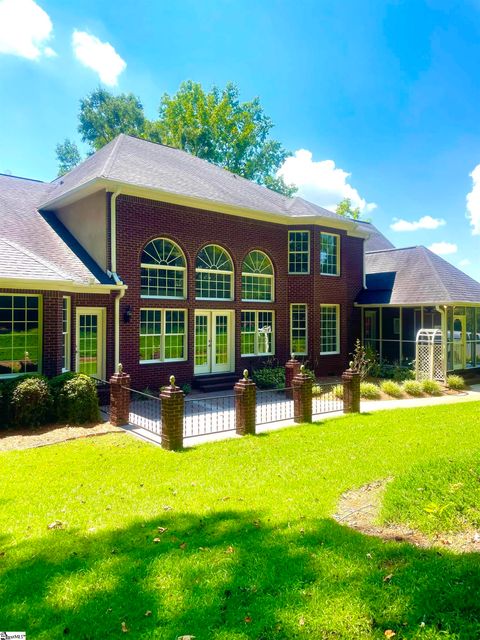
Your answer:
[55,82,296,196]
[335,197,362,220]
[55,138,82,177]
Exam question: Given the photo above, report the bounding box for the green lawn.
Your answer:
[1,403,480,639]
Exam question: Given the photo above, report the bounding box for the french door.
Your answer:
[194,310,234,375]
[75,307,106,379]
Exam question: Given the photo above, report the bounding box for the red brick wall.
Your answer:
[115,194,364,389]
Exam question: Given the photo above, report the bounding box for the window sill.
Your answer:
[320,273,340,277]
[140,358,187,365]
[196,298,234,302]
[320,351,340,356]
[140,295,186,300]
[241,353,275,358]
[288,271,311,276]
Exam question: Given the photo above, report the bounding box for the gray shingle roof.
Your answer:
[357,246,480,305]
[356,220,395,252]
[0,174,107,284]
[44,134,348,222]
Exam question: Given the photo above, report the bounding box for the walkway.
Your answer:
[118,385,480,448]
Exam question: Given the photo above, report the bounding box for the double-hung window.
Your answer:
[140,309,186,363]
[241,311,274,356]
[290,304,308,355]
[0,294,41,376]
[62,296,71,372]
[320,304,340,354]
[320,232,340,275]
[288,231,310,274]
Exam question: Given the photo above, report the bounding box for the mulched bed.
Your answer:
[0,421,123,451]
[334,479,480,553]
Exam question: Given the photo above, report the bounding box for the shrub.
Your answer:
[49,371,77,398]
[181,383,192,395]
[403,380,423,397]
[0,374,47,428]
[312,384,322,396]
[360,382,381,399]
[349,339,377,381]
[252,366,285,389]
[11,376,52,427]
[380,380,403,398]
[447,374,466,391]
[421,379,443,396]
[333,384,344,399]
[56,374,100,424]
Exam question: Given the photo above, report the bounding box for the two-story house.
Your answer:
[0,134,367,390]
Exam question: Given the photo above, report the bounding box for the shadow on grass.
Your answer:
[1,511,480,639]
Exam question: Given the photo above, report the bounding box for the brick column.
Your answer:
[342,368,360,414]
[235,369,257,435]
[292,365,313,423]
[109,364,131,426]
[160,375,185,450]
[285,355,301,398]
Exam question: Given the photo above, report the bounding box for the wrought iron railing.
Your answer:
[256,388,295,425]
[125,387,162,434]
[312,383,343,415]
[184,393,236,438]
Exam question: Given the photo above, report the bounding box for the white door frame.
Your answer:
[194,310,234,375]
[75,306,106,379]
[453,315,466,370]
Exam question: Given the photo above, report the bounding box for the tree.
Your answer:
[78,88,148,151]
[55,138,82,176]
[56,82,296,196]
[336,198,361,220]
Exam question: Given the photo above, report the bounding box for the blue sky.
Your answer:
[1,0,480,279]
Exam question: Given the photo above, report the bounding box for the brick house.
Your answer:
[2,134,478,390]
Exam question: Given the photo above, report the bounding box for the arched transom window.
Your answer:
[242,250,274,301]
[195,245,233,300]
[141,238,186,298]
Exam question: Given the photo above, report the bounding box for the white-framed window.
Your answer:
[196,245,234,300]
[62,296,71,372]
[290,303,308,356]
[242,250,274,301]
[241,310,274,356]
[141,238,186,298]
[320,304,340,354]
[0,294,42,376]
[139,309,187,363]
[320,232,340,276]
[288,230,310,274]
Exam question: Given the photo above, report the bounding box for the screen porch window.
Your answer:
[195,245,234,300]
[0,294,41,376]
[290,303,308,355]
[241,311,274,356]
[288,230,310,274]
[62,296,71,372]
[320,304,340,354]
[320,232,340,275]
[241,250,274,301]
[139,309,186,362]
[141,238,186,298]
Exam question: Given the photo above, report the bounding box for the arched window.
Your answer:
[241,250,274,301]
[195,245,233,300]
[140,238,186,298]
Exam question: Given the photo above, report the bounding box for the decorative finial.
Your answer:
[243,369,249,380]
[117,363,123,373]
[169,374,176,387]
[349,360,354,370]
[291,352,295,360]
[300,364,305,374]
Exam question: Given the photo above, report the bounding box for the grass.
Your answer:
[1,403,480,638]
[382,455,480,534]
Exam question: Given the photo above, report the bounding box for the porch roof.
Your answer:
[357,246,480,305]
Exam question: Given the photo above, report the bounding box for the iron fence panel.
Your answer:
[312,383,343,416]
[256,388,295,425]
[125,387,162,434]
[184,393,236,438]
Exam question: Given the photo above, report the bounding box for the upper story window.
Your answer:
[288,230,310,274]
[320,232,340,276]
[141,238,186,299]
[0,294,41,376]
[242,250,274,302]
[196,245,234,300]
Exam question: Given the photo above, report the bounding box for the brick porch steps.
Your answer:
[192,373,239,393]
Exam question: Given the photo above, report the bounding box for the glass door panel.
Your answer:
[76,308,104,378]
[194,311,233,375]
[194,313,210,375]
[212,312,230,373]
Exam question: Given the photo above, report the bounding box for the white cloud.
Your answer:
[459,258,471,267]
[0,0,55,59]
[277,149,376,213]
[390,215,446,232]
[466,164,480,235]
[428,241,458,256]
[72,30,126,86]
